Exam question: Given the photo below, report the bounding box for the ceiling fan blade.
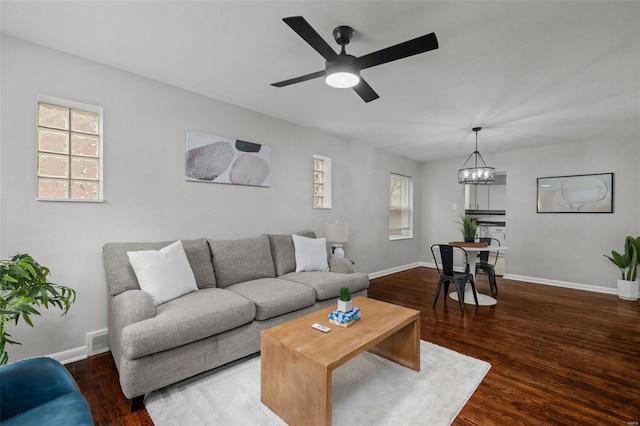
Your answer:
[356,32,438,70]
[353,78,379,103]
[283,16,339,62]
[271,70,325,87]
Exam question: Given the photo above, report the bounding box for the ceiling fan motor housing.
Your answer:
[333,26,354,46]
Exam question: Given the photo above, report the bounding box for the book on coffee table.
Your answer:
[329,316,360,327]
[328,307,360,327]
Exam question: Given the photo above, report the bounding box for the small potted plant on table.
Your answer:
[338,287,352,312]
[458,214,478,243]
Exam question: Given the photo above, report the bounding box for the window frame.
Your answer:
[36,94,104,202]
[389,172,414,240]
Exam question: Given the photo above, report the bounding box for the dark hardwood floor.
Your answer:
[66,267,640,425]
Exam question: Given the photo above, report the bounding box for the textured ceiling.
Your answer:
[2,1,639,162]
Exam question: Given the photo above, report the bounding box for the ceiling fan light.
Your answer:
[325,58,360,88]
[326,71,360,88]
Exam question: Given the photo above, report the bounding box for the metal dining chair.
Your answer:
[430,244,478,314]
[476,237,501,297]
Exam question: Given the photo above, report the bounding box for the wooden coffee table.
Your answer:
[260,296,420,426]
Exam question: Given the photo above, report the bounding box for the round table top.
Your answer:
[468,245,508,251]
[453,245,509,252]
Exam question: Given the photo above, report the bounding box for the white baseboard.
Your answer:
[370,262,616,296]
[502,274,617,295]
[369,262,426,279]
[48,346,87,365]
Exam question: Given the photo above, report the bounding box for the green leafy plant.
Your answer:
[0,254,76,365]
[604,236,640,281]
[457,214,478,240]
[339,287,351,302]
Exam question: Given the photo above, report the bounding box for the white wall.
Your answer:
[0,36,422,362]
[421,139,640,289]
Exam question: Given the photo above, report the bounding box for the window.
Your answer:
[37,96,103,201]
[389,173,413,239]
[312,155,332,209]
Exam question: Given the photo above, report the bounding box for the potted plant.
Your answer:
[457,214,477,243]
[0,254,76,365]
[604,236,640,301]
[338,287,352,312]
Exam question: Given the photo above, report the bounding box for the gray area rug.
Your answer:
[146,340,491,425]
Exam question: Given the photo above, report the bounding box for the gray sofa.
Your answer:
[102,231,369,404]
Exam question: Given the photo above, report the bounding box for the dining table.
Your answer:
[447,242,510,306]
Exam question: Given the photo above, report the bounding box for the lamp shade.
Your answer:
[325,222,349,243]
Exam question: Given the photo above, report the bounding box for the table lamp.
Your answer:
[325,222,349,259]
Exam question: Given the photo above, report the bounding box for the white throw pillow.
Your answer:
[292,234,330,272]
[127,240,199,306]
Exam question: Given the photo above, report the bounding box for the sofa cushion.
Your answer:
[208,235,276,288]
[279,272,370,301]
[121,288,255,359]
[292,234,329,272]
[225,278,316,321]
[103,239,216,296]
[127,241,199,306]
[266,230,316,276]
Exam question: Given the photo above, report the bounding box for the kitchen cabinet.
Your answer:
[490,184,506,210]
[464,173,506,212]
[465,184,492,210]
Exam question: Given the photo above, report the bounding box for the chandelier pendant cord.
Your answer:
[460,131,489,169]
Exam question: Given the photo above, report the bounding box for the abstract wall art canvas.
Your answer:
[537,173,613,213]
[186,131,271,187]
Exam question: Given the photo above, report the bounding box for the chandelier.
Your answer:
[458,127,495,184]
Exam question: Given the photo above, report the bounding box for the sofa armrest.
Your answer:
[109,290,155,367]
[329,258,355,274]
[112,290,156,328]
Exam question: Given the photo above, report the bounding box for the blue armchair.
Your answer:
[0,357,94,425]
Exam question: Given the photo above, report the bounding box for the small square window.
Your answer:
[37,96,103,202]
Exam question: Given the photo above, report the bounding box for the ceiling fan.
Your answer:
[271,16,439,103]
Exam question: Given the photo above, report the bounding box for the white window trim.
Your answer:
[389,172,414,240]
[36,94,104,202]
